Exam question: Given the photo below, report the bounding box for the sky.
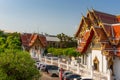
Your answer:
[0,0,120,36]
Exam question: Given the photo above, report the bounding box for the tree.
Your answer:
[0,50,40,80]
[57,33,77,48]
[0,37,6,52]
[6,32,21,50]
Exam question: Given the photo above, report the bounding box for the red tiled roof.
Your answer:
[83,31,90,41]
[29,34,38,46]
[77,30,94,53]
[29,34,47,47]
[93,10,117,24]
[75,9,120,57]
[21,33,47,50]
[39,35,47,47]
[103,24,113,37]
[94,27,108,42]
[20,33,32,47]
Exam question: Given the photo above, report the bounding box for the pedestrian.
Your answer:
[59,68,64,80]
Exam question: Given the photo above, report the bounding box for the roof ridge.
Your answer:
[92,9,116,17]
[103,23,120,26]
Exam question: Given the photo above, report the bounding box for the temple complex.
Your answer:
[75,9,120,80]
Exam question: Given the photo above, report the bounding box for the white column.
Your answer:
[39,54,41,61]
[80,57,83,64]
[67,61,69,70]
[51,57,53,65]
[77,63,80,74]
[58,59,60,67]
[107,69,112,80]
[91,65,94,79]
[45,56,47,64]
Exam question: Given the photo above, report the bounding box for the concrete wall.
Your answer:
[113,57,120,80]
[87,53,92,69]
[92,50,107,73]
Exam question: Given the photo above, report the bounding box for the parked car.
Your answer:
[47,65,60,77]
[46,56,58,60]
[61,71,73,80]
[40,64,59,77]
[64,74,81,80]
[35,61,45,69]
[40,64,47,71]
[80,77,93,80]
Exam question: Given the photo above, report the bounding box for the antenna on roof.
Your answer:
[37,27,39,34]
[81,13,84,16]
[86,8,90,15]
[91,6,94,11]
[87,8,90,11]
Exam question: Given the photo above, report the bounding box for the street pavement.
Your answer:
[40,72,59,80]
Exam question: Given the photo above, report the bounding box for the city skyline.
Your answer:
[0,0,120,36]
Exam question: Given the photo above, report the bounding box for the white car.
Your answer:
[35,62,45,69]
[80,77,93,80]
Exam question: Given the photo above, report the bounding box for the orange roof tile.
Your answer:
[83,31,90,41]
[116,52,120,57]
[29,34,38,46]
[77,30,94,53]
[29,34,47,47]
[113,25,120,39]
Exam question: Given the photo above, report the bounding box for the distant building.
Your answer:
[45,34,60,48]
[75,9,120,80]
[20,33,47,60]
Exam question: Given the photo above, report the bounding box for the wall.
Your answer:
[113,57,120,80]
[92,50,107,73]
[87,52,92,69]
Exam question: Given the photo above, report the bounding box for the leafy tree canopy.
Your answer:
[0,50,40,80]
[57,33,77,48]
[0,31,21,52]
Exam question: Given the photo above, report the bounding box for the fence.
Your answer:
[41,57,109,80]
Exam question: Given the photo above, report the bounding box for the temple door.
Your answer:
[93,56,99,71]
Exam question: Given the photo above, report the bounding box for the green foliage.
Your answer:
[6,32,21,50]
[0,31,21,52]
[63,48,80,57]
[47,48,64,56]
[0,50,40,80]
[47,48,80,57]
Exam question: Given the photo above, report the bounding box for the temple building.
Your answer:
[75,9,120,80]
[21,33,47,60]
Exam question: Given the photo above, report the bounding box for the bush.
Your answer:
[47,48,80,57]
[0,50,40,80]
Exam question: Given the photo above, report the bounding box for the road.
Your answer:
[40,72,59,80]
